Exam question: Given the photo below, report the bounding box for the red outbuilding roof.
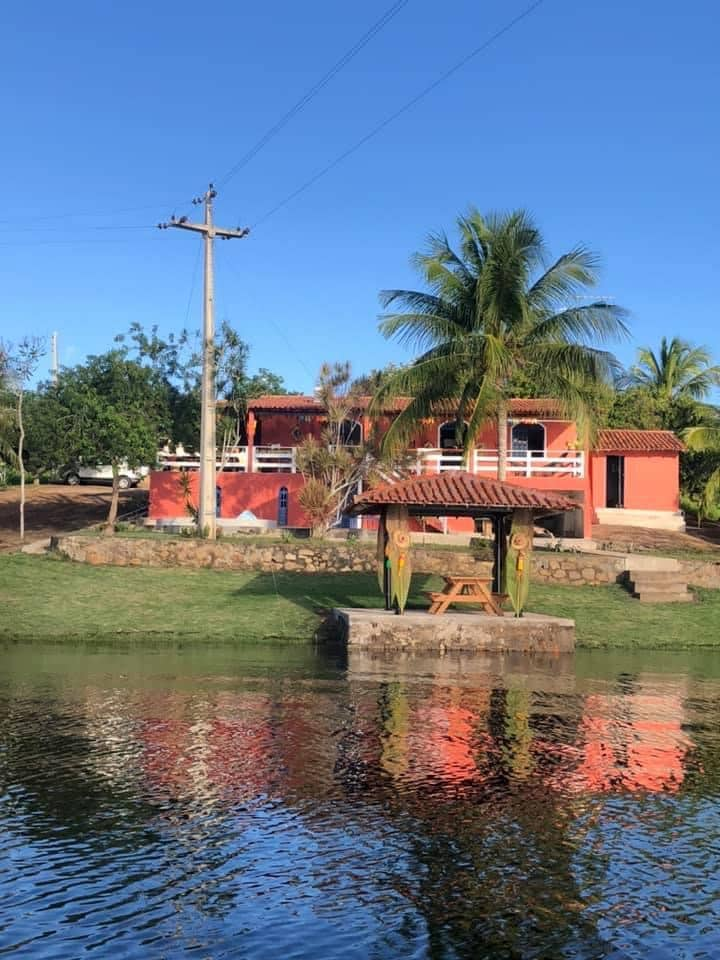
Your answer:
[594,429,685,453]
[351,472,578,515]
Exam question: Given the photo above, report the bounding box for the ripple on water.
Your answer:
[1,645,720,958]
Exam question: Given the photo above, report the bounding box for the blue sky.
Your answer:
[1,0,718,392]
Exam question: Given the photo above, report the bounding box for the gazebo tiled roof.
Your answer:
[594,429,685,453]
[351,472,578,515]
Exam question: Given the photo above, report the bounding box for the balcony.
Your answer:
[415,448,584,479]
[157,445,296,473]
[157,445,584,479]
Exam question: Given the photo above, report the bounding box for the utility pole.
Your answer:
[50,332,59,385]
[159,185,249,539]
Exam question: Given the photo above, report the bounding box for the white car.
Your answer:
[63,463,149,490]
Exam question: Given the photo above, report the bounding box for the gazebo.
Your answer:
[351,472,578,613]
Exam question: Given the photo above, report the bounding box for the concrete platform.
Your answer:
[332,608,575,654]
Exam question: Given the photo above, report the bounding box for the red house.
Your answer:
[149,396,686,538]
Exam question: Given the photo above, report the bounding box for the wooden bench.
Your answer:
[427,575,504,616]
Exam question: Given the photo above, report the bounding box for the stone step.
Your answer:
[628,577,689,593]
[625,568,685,583]
[633,589,694,603]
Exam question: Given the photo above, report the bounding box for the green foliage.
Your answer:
[22,393,70,477]
[297,362,407,535]
[374,207,629,458]
[351,364,402,394]
[624,336,720,401]
[51,351,168,471]
[115,321,289,449]
[684,420,720,524]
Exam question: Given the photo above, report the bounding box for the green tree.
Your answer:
[625,336,720,401]
[0,337,45,540]
[373,208,628,478]
[53,352,169,532]
[684,420,720,524]
[116,321,288,449]
[296,362,408,535]
[22,392,71,478]
[0,346,17,475]
[350,364,402,394]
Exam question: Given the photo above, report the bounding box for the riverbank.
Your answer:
[2,554,720,648]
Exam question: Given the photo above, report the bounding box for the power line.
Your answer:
[0,201,191,226]
[217,0,411,188]
[252,0,546,228]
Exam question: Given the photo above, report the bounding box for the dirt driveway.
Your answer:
[0,483,148,551]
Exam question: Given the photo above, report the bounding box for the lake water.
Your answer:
[1,643,719,959]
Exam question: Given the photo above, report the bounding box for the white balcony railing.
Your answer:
[472,449,584,478]
[156,445,296,473]
[157,445,584,479]
[415,448,467,473]
[157,447,248,471]
[252,446,296,473]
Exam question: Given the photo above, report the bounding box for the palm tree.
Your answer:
[685,422,720,524]
[373,209,629,479]
[626,337,720,401]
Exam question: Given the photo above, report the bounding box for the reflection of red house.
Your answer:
[149,396,686,537]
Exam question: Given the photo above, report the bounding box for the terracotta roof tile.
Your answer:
[352,472,577,514]
[509,398,563,417]
[247,395,322,413]
[247,394,565,419]
[594,429,685,453]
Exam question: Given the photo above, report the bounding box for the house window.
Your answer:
[511,423,545,457]
[339,419,362,446]
[438,421,467,449]
[278,486,289,526]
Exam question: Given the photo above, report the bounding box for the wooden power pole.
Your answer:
[160,185,249,539]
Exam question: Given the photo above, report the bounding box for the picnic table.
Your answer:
[427,575,504,616]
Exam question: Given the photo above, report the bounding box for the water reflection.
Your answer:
[0,644,719,958]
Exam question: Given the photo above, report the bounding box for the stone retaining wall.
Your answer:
[677,559,720,589]
[531,552,627,585]
[51,535,491,578]
[51,534,720,589]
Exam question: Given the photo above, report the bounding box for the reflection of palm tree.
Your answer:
[337,680,608,956]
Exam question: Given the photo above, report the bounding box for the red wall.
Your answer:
[255,413,324,446]
[251,412,579,452]
[591,453,680,511]
[150,471,309,526]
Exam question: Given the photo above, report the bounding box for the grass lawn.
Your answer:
[1,553,719,648]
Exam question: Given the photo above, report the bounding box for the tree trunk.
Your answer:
[105,463,120,535]
[17,391,25,543]
[497,397,508,482]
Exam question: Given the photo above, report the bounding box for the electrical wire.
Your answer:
[217,0,412,189]
[0,201,193,227]
[252,0,545,228]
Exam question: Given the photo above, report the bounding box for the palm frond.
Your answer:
[684,425,720,452]
[529,302,631,345]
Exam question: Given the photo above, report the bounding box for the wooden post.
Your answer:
[381,509,392,611]
[492,513,508,595]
